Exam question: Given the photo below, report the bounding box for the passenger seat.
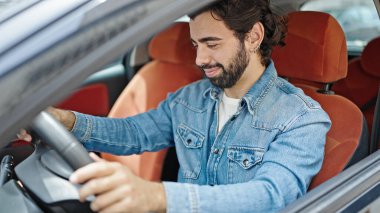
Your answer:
[272,11,368,190]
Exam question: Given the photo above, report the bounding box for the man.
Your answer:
[34,0,331,212]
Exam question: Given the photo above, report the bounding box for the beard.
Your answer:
[200,43,250,89]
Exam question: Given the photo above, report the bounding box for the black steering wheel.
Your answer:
[30,111,94,170]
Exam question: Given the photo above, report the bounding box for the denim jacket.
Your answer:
[71,62,331,213]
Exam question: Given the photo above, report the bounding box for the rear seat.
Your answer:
[332,36,380,147]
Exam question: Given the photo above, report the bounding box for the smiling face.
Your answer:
[190,12,250,89]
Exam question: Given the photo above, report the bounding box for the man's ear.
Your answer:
[246,22,264,53]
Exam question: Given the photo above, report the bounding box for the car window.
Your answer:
[301,0,380,54]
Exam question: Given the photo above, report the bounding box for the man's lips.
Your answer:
[204,67,221,78]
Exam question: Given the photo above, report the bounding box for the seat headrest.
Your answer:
[272,11,347,83]
[149,22,196,64]
[361,36,380,77]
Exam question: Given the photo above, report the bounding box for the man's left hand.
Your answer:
[69,153,166,213]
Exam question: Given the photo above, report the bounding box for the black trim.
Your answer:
[370,87,380,152]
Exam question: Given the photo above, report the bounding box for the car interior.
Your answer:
[11,1,380,184]
[52,9,380,190]
[1,0,380,211]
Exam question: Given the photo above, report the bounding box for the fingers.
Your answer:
[90,185,131,212]
[16,129,32,142]
[70,161,117,184]
[89,152,105,162]
[70,160,133,202]
[78,172,122,202]
[69,160,160,213]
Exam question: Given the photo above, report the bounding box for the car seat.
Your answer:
[272,11,367,190]
[101,22,202,181]
[57,83,109,117]
[332,37,380,141]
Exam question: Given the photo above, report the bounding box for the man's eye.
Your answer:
[192,43,198,49]
[207,44,218,49]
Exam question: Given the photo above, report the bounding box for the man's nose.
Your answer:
[195,47,211,67]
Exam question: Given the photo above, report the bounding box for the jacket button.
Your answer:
[213,148,219,154]
[187,139,192,144]
[243,159,249,166]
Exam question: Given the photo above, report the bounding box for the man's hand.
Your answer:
[16,129,32,142]
[70,153,167,213]
[16,107,76,142]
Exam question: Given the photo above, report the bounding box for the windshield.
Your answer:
[301,0,380,54]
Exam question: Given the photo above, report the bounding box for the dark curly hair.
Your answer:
[189,0,287,66]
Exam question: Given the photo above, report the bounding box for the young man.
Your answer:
[41,0,331,212]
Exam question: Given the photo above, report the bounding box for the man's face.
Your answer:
[189,12,250,89]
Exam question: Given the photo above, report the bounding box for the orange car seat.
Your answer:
[272,11,366,190]
[101,22,202,181]
[332,37,380,137]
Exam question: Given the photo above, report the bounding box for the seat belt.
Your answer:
[370,86,380,153]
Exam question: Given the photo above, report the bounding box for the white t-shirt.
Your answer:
[218,92,241,133]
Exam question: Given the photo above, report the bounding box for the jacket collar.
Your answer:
[203,60,278,115]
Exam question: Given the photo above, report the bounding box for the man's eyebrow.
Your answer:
[191,37,222,43]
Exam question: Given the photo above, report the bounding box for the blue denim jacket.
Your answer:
[71,62,331,213]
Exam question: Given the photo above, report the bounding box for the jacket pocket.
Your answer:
[227,146,264,183]
[176,124,205,179]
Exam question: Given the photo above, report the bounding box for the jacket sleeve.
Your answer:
[70,94,175,155]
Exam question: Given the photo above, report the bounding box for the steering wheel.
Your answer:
[0,110,97,212]
[30,111,93,170]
